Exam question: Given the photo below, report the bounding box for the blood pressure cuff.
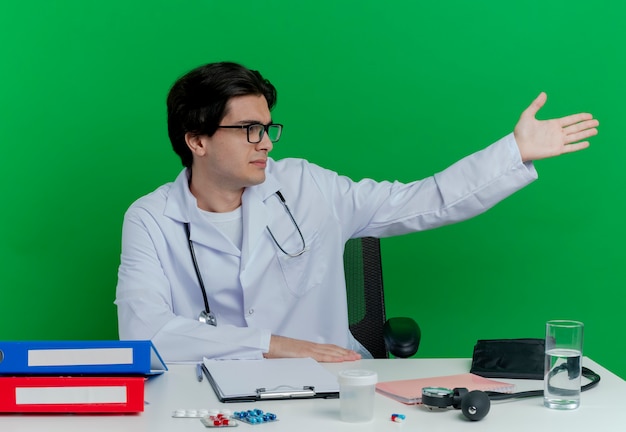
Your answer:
[470,338,545,380]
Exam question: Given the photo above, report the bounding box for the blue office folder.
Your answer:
[0,340,167,376]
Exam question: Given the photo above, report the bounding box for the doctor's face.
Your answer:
[196,94,274,192]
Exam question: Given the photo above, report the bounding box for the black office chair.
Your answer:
[343,237,421,358]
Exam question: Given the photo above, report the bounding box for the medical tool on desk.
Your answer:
[420,366,601,421]
[184,191,306,326]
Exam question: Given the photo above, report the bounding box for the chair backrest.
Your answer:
[343,237,389,358]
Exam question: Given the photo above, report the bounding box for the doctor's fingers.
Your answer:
[305,343,361,363]
[562,119,599,144]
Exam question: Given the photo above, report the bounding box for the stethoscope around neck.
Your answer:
[184,191,306,326]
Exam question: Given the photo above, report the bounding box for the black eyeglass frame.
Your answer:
[217,123,283,144]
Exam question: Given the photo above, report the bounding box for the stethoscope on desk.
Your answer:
[421,362,600,421]
[184,191,306,326]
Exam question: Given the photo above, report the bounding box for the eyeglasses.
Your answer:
[217,123,283,144]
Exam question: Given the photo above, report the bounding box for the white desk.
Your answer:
[0,358,623,431]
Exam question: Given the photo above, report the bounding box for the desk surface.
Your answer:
[1,357,623,432]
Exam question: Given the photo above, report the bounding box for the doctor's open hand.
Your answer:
[514,92,599,163]
[264,335,362,362]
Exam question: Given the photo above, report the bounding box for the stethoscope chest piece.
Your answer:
[422,387,463,409]
[198,310,217,327]
[421,386,490,421]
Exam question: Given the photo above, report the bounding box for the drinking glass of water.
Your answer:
[544,320,584,410]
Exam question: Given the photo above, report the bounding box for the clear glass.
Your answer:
[544,320,584,410]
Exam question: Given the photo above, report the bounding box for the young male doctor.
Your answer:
[115,62,598,363]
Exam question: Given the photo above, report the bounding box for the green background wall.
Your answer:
[2,1,624,379]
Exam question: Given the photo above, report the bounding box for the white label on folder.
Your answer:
[28,348,134,367]
[15,386,128,404]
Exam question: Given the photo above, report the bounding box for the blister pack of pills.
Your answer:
[172,408,278,427]
[232,409,278,425]
[173,408,230,418]
[201,412,238,428]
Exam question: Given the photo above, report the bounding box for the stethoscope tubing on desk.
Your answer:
[486,366,600,401]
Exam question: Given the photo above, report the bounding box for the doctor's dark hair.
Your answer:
[167,62,278,168]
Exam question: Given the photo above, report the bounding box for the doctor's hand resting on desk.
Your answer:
[114,62,598,364]
[264,335,362,362]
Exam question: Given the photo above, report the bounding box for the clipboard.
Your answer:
[201,357,339,402]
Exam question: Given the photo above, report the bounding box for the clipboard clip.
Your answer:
[256,385,316,399]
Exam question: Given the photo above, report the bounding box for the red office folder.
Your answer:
[0,376,145,413]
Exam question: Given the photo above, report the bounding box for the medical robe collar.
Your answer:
[162,167,282,261]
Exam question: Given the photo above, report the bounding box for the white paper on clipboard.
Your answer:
[202,357,339,401]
